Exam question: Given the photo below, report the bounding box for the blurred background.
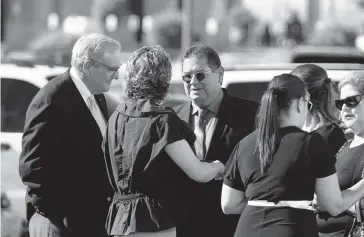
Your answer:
[1,0,364,237]
[2,0,364,64]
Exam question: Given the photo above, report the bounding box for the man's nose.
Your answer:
[190,74,200,84]
[341,103,350,111]
[113,70,120,80]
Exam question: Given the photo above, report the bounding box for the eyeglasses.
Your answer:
[303,99,313,111]
[182,70,214,83]
[335,95,364,110]
[96,61,121,76]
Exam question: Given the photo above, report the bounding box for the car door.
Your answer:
[1,77,40,217]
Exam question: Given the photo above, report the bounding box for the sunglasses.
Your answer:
[303,99,313,111]
[335,95,364,110]
[182,70,213,83]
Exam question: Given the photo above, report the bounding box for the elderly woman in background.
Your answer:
[102,45,224,237]
[291,64,347,154]
[314,71,364,237]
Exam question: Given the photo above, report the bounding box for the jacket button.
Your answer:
[107,197,112,202]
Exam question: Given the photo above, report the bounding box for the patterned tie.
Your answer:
[194,109,207,160]
[87,95,107,136]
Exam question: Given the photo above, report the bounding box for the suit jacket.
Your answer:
[19,70,113,237]
[173,88,259,237]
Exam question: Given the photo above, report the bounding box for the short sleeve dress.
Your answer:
[223,126,337,237]
[315,123,347,155]
[103,99,197,236]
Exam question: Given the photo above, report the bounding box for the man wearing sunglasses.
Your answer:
[173,45,259,237]
[19,34,123,237]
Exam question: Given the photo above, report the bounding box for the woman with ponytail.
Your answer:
[221,74,364,237]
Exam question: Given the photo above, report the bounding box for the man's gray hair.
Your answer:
[71,33,121,72]
[338,70,364,94]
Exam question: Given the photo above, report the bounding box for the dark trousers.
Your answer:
[29,212,68,237]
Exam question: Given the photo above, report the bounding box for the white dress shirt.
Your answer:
[70,68,107,135]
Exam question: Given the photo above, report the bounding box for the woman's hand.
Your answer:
[212,160,224,180]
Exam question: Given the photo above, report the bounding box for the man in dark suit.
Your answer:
[174,45,259,237]
[19,33,123,237]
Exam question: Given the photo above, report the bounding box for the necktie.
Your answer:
[87,95,107,136]
[194,109,207,160]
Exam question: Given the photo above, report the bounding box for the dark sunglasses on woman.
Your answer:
[335,95,363,110]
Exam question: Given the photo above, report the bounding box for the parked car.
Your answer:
[169,63,364,103]
[168,63,363,140]
[217,46,364,68]
[1,192,28,237]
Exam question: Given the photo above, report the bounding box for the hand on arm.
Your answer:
[164,139,224,183]
[315,174,364,216]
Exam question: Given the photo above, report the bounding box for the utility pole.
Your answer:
[1,0,9,42]
[328,0,337,20]
[128,0,144,45]
[181,0,192,53]
[54,0,63,25]
[307,0,319,38]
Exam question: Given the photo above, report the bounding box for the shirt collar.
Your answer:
[70,67,92,101]
[116,99,175,117]
[192,89,224,116]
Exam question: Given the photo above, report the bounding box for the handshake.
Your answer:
[212,160,225,180]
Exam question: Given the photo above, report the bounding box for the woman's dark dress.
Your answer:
[224,126,337,237]
[315,123,347,155]
[317,143,364,237]
[102,99,197,235]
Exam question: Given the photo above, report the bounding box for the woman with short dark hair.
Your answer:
[221,73,364,237]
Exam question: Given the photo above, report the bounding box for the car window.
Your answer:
[226,82,269,102]
[1,78,39,133]
[293,55,364,64]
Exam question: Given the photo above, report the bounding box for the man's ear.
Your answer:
[296,97,304,113]
[218,66,224,84]
[82,60,93,75]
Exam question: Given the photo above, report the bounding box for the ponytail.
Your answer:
[255,87,280,174]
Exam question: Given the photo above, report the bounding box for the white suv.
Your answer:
[1,64,68,219]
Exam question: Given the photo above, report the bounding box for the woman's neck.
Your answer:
[303,114,328,132]
[280,119,300,129]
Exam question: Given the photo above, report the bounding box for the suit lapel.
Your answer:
[65,72,104,137]
[204,90,230,161]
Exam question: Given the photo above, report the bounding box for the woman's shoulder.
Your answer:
[152,108,182,126]
[237,130,259,146]
[315,123,347,154]
[315,123,344,138]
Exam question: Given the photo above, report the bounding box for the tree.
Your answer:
[146,10,199,58]
[1,0,11,42]
[225,5,257,46]
[309,21,358,47]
